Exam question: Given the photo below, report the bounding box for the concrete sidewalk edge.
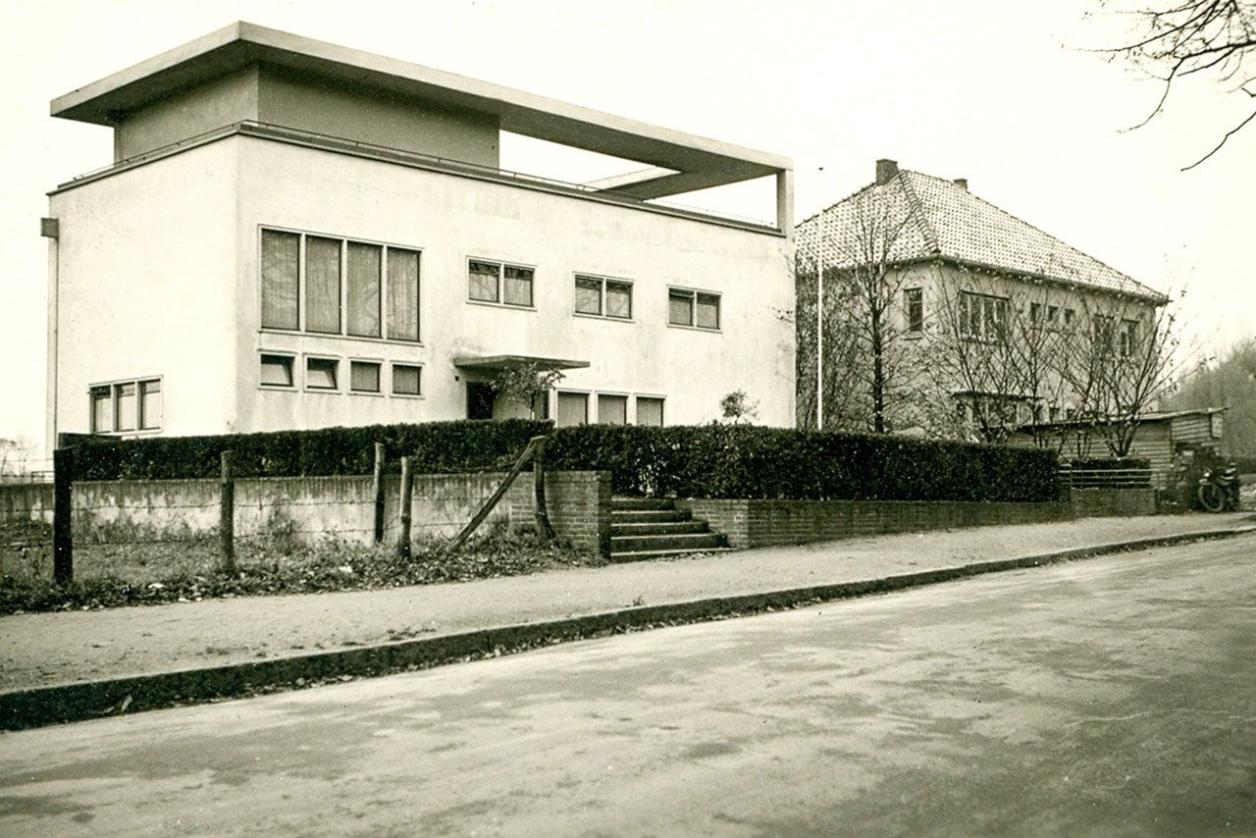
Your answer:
[4,525,1253,732]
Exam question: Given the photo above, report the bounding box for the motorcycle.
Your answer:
[1196,464,1241,513]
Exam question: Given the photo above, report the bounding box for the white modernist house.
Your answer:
[44,22,795,448]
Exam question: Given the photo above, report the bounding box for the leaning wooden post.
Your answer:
[220,450,236,574]
[52,446,74,584]
[372,442,386,544]
[447,436,540,554]
[398,456,414,560]
[532,436,557,541]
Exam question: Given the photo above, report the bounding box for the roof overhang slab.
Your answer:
[453,354,591,372]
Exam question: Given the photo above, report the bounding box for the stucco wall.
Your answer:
[257,67,500,168]
[113,68,259,160]
[47,140,241,447]
[234,135,794,431]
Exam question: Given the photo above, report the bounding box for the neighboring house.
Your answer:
[1007,407,1228,488]
[793,159,1169,441]
[44,22,796,449]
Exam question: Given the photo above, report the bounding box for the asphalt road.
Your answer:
[1,535,1254,837]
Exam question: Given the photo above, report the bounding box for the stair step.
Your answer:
[608,547,735,563]
[611,497,675,511]
[611,533,725,552]
[610,509,692,524]
[610,521,711,537]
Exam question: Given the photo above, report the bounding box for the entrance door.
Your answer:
[467,382,494,419]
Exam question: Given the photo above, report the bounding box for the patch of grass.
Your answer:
[0,524,602,616]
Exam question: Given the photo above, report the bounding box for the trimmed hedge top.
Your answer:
[69,420,551,481]
[546,424,1058,503]
[67,419,1059,504]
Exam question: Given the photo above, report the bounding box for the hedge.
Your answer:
[546,424,1058,503]
[69,419,551,481]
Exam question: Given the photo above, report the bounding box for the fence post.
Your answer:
[52,447,73,584]
[398,456,413,560]
[372,442,386,544]
[220,450,236,574]
[532,436,556,541]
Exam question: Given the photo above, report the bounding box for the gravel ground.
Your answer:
[1,513,1251,692]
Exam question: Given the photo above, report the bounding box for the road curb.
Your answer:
[3,525,1252,732]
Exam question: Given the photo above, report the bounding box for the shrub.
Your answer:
[70,419,551,481]
[546,424,1057,503]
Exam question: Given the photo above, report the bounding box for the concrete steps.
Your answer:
[609,497,728,562]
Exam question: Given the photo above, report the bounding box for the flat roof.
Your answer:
[51,22,790,199]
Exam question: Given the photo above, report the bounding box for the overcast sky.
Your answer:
[2,0,1253,455]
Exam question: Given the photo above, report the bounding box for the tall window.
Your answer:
[904,288,923,333]
[260,230,299,329]
[575,274,632,319]
[1119,319,1139,358]
[468,259,534,307]
[1094,314,1116,354]
[89,378,162,434]
[958,291,1008,341]
[260,229,421,341]
[669,288,720,330]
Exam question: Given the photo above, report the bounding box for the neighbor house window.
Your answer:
[89,377,162,434]
[260,228,421,341]
[1119,319,1138,358]
[350,361,381,393]
[1094,315,1116,354]
[392,364,422,396]
[958,292,1008,341]
[597,394,628,425]
[904,288,923,333]
[260,354,295,388]
[575,275,632,319]
[636,396,664,427]
[1030,302,1042,324]
[1047,305,1059,326]
[468,259,534,307]
[556,392,589,427]
[669,288,720,330]
[305,357,339,390]
[1063,308,1075,329]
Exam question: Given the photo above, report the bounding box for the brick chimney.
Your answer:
[875,159,899,185]
[953,177,969,190]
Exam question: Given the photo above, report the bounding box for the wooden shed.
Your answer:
[1006,408,1227,488]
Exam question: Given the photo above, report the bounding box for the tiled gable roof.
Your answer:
[796,169,1166,302]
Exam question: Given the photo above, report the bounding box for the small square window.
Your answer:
[606,281,632,319]
[468,260,500,303]
[393,364,422,396]
[305,357,338,390]
[260,354,295,387]
[575,276,602,315]
[556,392,588,427]
[503,265,534,307]
[350,361,381,393]
[695,293,720,330]
[669,290,694,326]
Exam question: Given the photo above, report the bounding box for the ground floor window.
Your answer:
[636,396,664,426]
[89,377,162,434]
[556,391,589,427]
[597,394,628,425]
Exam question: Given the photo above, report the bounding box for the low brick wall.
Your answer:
[5,471,611,556]
[674,498,1074,549]
[1070,487,1157,518]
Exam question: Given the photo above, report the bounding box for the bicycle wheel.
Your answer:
[1197,482,1225,513]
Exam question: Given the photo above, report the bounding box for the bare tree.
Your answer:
[1094,0,1256,169]
[795,183,922,433]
